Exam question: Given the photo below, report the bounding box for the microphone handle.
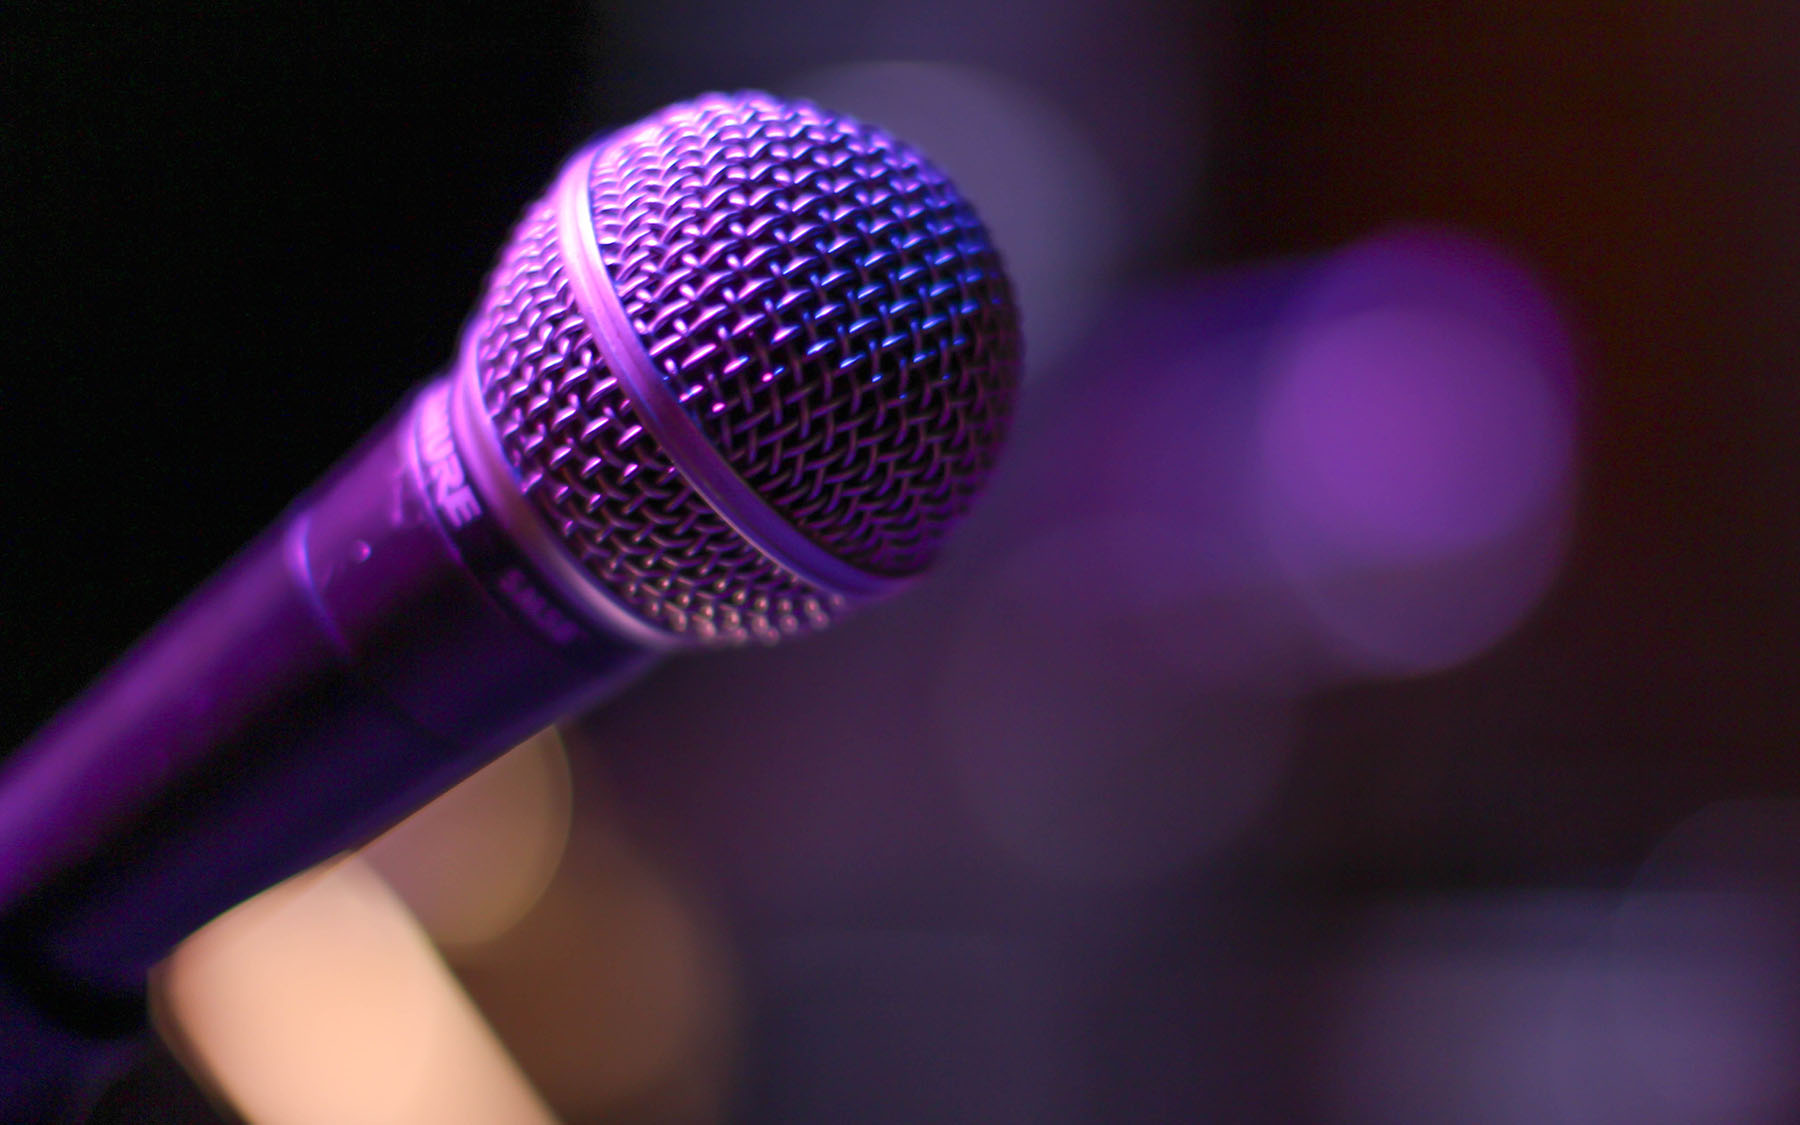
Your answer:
[0,374,652,1009]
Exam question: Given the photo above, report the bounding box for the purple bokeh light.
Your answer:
[1254,229,1579,676]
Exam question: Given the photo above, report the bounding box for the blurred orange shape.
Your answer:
[362,728,574,956]
[158,857,557,1125]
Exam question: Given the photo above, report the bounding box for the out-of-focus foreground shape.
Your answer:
[157,859,555,1125]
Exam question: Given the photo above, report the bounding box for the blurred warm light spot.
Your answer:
[454,776,739,1122]
[157,858,556,1125]
[362,728,573,954]
[791,60,1124,373]
[1255,230,1578,676]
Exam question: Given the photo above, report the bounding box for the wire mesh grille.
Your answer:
[470,93,1021,644]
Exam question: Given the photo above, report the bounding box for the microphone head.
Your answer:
[465,91,1022,645]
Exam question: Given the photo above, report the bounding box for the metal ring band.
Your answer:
[551,141,897,601]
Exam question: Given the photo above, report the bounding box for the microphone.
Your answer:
[0,91,1020,1029]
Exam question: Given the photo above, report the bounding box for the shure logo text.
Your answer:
[419,392,481,528]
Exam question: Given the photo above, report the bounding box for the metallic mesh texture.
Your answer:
[469,92,1021,645]
[471,200,839,645]
[591,94,1021,577]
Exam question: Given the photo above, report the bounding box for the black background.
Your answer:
[4,4,597,751]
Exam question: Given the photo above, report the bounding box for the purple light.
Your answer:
[1254,229,1579,676]
[1260,307,1568,564]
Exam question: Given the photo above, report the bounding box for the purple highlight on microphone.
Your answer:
[470,92,1022,645]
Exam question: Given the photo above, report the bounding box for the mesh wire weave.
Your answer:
[470,92,1021,644]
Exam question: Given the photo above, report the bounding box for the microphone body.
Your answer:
[0,373,651,1003]
[0,90,1021,1117]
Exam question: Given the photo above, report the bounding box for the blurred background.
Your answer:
[8,2,1800,1121]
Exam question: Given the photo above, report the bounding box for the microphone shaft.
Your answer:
[0,375,650,1003]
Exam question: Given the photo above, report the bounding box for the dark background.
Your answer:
[8,3,1800,1121]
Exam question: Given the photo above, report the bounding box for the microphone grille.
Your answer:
[470,93,1021,645]
[589,93,1021,577]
